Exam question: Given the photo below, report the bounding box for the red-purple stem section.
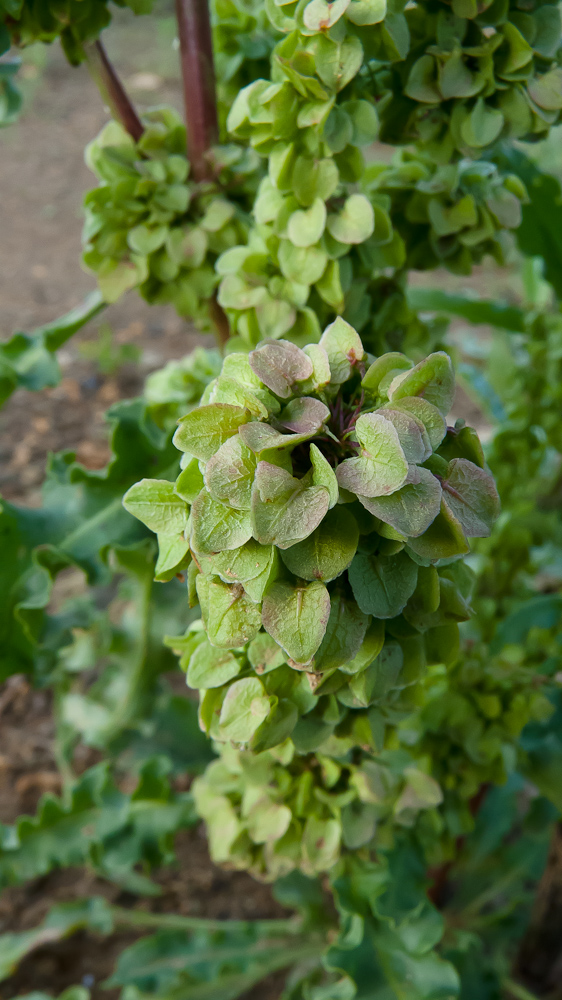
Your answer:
[84,40,144,143]
[175,0,219,182]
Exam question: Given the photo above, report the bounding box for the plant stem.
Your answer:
[110,906,303,934]
[83,39,144,142]
[175,0,219,182]
[503,978,542,1000]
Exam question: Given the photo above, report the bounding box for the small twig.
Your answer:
[83,39,144,142]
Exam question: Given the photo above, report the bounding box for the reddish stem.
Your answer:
[175,0,219,182]
[84,40,144,142]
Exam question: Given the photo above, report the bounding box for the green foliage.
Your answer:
[0,759,196,894]
[0,291,105,407]
[0,0,155,63]
[4,0,562,997]
[82,110,258,322]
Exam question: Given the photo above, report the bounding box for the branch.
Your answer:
[83,39,144,143]
[175,0,219,182]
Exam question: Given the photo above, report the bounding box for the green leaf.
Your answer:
[407,500,469,561]
[302,0,350,32]
[362,353,413,395]
[377,409,431,464]
[347,0,386,25]
[219,677,271,741]
[315,593,370,672]
[187,641,242,689]
[310,444,339,508]
[319,317,364,384]
[249,340,313,399]
[337,413,408,498]
[280,507,359,582]
[327,194,375,245]
[204,435,257,510]
[175,459,205,503]
[173,404,249,461]
[252,462,330,549]
[206,539,278,602]
[287,197,327,247]
[278,397,331,435]
[197,575,262,648]
[261,580,331,664]
[250,698,298,751]
[527,68,562,111]
[191,490,253,554]
[348,549,418,618]
[358,466,442,537]
[441,458,500,537]
[127,223,168,255]
[123,479,189,534]
[388,351,455,416]
[460,98,504,148]
[313,35,364,92]
[302,816,341,874]
[154,532,191,582]
[248,632,287,673]
[278,240,329,284]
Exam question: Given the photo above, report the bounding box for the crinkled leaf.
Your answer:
[191,490,252,554]
[261,580,330,664]
[206,540,278,603]
[348,549,418,618]
[173,404,249,460]
[249,340,313,399]
[197,575,262,648]
[240,421,316,453]
[252,462,330,548]
[204,435,257,510]
[278,397,330,434]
